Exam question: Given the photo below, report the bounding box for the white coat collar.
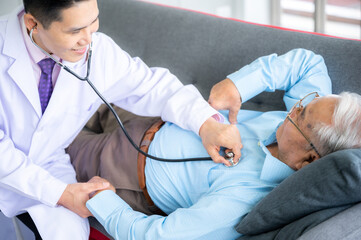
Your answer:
[3,6,26,59]
[3,7,43,117]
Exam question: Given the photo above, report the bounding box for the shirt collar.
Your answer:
[19,10,61,64]
[259,122,295,183]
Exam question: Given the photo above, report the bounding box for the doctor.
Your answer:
[0,0,242,239]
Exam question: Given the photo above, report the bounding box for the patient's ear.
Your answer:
[300,153,319,169]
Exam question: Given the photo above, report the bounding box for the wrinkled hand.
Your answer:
[88,176,115,198]
[208,78,242,124]
[199,117,242,166]
[57,178,112,218]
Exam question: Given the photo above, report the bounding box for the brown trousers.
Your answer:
[67,105,163,215]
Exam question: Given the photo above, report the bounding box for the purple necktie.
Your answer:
[38,58,56,113]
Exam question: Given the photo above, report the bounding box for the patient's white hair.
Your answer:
[315,92,361,156]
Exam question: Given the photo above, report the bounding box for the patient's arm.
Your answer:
[208,78,242,124]
[226,49,331,111]
[87,188,249,239]
[208,48,332,121]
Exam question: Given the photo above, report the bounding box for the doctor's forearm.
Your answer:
[0,130,68,206]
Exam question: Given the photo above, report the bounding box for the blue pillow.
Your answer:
[236,148,361,235]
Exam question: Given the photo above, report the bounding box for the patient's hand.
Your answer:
[199,117,242,166]
[88,176,116,198]
[208,78,242,124]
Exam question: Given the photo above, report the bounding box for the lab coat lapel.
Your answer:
[6,53,41,117]
[38,59,90,124]
[28,63,91,161]
[35,69,71,126]
[3,7,42,117]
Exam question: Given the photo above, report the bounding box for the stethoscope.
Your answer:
[29,27,237,166]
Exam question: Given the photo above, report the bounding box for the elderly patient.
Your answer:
[67,49,361,240]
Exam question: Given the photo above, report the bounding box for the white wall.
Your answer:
[0,0,272,25]
[0,0,22,15]
[243,0,271,24]
[144,0,272,25]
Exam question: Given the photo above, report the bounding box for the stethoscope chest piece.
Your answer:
[225,152,238,167]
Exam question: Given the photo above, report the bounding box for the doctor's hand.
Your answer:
[199,117,242,166]
[57,180,111,218]
[208,78,242,124]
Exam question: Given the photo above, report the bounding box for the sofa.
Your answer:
[89,0,361,239]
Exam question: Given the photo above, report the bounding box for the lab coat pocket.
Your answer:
[55,102,100,149]
[61,102,99,132]
[66,102,98,118]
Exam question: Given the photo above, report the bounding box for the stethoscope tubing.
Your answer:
[29,27,213,162]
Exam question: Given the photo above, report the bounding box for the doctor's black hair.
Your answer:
[23,0,89,29]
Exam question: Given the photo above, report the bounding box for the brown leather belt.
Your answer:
[137,119,165,206]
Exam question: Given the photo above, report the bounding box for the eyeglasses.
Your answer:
[286,92,322,158]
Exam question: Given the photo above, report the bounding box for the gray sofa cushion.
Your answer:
[237,205,351,240]
[298,202,361,240]
[98,0,361,112]
[236,148,361,236]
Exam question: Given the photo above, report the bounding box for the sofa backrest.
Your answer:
[98,0,361,111]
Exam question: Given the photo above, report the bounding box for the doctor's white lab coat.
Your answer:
[0,8,217,217]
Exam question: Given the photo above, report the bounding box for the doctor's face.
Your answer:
[28,0,99,62]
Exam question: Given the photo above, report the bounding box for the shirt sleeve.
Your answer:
[227,48,332,111]
[0,130,67,207]
[87,190,254,240]
[94,33,218,135]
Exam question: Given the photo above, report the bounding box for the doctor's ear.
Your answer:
[23,13,39,33]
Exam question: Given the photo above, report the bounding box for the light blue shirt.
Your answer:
[87,49,332,240]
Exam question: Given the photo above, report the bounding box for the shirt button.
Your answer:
[258,141,261,146]
[0,131,4,140]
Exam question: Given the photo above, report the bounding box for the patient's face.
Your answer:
[276,95,339,170]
